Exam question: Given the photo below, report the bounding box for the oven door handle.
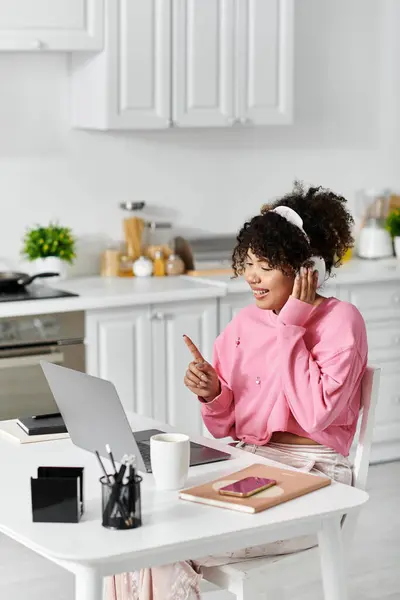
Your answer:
[0,351,64,370]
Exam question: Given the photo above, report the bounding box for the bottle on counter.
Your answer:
[153,250,166,277]
[166,253,185,276]
[132,255,153,277]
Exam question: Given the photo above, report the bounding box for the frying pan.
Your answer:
[0,271,59,293]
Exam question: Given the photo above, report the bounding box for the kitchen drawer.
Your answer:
[365,320,400,362]
[347,282,400,321]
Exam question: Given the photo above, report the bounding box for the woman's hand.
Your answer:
[291,267,318,305]
[183,335,221,401]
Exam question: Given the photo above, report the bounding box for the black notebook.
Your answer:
[17,414,67,436]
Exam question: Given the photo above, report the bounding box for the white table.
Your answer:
[0,414,368,600]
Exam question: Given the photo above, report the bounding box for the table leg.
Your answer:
[318,517,348,600]
[75,566,103,600]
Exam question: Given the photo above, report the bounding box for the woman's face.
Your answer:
[244,250,294,311]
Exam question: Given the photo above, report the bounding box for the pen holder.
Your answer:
[100,474,142,530]
[31,467,84,523]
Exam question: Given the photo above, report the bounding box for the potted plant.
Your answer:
[21,223,76,279]
[386,210,400,258]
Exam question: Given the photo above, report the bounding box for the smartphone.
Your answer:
[219,476,277,498]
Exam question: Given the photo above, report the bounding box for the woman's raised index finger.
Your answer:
[183,335,204,362]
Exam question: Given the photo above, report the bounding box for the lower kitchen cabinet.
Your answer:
[151,299,217,435]
[85,298,218,435]
[85,305,153,416]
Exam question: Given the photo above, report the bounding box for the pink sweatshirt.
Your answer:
[201,297,368,457]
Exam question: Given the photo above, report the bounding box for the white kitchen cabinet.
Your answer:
[85,306,153,415]
[71,0,170,129]
[218,292,252,329]
[340,280,400,463]
[236,0,294,125]
[85,298,217,436]
[151,299,218,435]
[0,0,103,51]
[71,0,293,129]
[172,0,235,127]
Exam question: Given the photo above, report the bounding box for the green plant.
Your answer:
[386,209,400,239]
[22,223,76,264]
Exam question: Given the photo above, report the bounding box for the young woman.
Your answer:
[106,183,368,600]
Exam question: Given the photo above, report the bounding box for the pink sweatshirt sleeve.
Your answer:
[200,339,236,439]
[276,297,366,433]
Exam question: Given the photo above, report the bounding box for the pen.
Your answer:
[106,443,118,476]
[95,450,112,486]
[32,412,61,420]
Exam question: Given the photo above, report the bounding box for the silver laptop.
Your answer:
[40,361,230,473]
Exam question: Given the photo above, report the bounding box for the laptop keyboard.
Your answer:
[137,442,151,469]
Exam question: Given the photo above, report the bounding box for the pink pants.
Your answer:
[105,442,352,600]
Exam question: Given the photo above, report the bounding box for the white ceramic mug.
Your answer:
[150,433,190,490]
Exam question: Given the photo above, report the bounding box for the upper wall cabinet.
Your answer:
[71,0,171,129]
[0,0,104,51]
[71,0,293,130]
[172,0,235,127]
[236,0,293,125]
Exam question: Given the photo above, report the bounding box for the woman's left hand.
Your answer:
[291,267,318,305]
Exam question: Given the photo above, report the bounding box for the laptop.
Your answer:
[40,361,231,474]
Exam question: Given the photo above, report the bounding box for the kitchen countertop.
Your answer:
[0,276,226,319]
[0,258,399,319]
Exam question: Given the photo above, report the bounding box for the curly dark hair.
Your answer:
[232,182,354,278]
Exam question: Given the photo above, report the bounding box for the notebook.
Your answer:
[17,414,67,436]
[0,420,69,444]
[179,463,331,514]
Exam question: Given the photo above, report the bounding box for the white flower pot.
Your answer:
[394,237,400,258]
[33,257,67,281]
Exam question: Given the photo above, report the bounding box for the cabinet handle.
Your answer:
[2,39,44,50]
[393,294,400,304]
[152,312,165,320]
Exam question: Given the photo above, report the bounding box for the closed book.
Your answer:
[179,463,331,514]
[17,415,67,436]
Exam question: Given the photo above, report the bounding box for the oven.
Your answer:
[0,311,85,421]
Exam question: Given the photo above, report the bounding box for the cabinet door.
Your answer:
[151,299,218,434]
[236,0,293,125]
[71,0,171,129]
[0,0,103,51]
[173,0,235,127]
[85,307,153,415]
[219,292,252,330]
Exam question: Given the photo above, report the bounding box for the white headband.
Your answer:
[271,206,310,242]
[271,205,326,287]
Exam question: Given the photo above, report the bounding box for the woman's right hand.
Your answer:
[183,335,221,401]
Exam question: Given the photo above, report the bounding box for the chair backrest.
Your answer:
[352,365,381,491]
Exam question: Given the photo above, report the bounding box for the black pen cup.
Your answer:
[100,474,142,530]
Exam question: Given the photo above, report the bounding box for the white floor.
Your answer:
[0,461,399,600]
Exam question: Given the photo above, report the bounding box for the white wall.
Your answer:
[0,0,399,276]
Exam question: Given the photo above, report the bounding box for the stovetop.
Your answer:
[0,285,78,303]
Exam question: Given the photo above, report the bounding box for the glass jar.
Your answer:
[166,254,185,276]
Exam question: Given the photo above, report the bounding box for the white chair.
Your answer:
[201,366,381,600]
